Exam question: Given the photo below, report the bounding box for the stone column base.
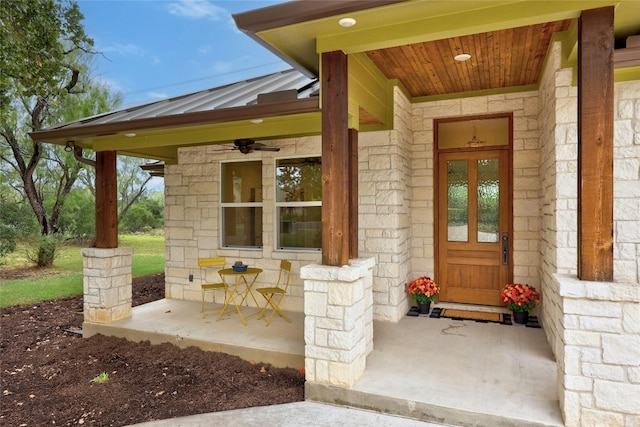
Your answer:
[302,257,375,388]
[82,247,133,323]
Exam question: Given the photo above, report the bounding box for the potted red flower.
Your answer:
[407,276,439,314]
[500,283,540,324]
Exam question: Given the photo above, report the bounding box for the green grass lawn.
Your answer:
[0,234,165,308]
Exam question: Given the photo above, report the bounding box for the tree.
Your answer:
[79,155,154,225]
[0,0,121,266]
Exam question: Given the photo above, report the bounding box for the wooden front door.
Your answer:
[436,148,511,306]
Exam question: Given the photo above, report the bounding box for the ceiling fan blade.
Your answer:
[254,146,280,152]
[251,142,280,152]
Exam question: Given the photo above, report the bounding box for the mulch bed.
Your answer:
[0,273,305,426]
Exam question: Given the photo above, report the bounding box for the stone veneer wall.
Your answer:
[538,41,640,426]
[410,88,542,298]
[163,136,324,313]
[358,87,413,322]
[538,41,573,360]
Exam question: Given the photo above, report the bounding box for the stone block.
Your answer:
[580,316,622,333]
[583,363,626,381]
[581,409,624,427]
[594,380,640,413]
[304,292,327,317]
[315,360,330,384]
[564,330,601,347]
[564,299,622,317]
[624,304,640,334]
[564,374,593,391]
[603,334,640,365]
[328,329,359,351]
[328,282,358,306]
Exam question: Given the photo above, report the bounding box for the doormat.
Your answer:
[423,307,541,328]
[441,308,504,323]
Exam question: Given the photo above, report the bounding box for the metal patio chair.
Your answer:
[198,257,227,316]
[256,260,292,326]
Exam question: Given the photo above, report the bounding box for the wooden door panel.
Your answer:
[437,149,510,306]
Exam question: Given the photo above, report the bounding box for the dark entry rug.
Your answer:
[408,306,541,328]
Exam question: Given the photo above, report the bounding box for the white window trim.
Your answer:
[274,155,322,252]
[220,160,263,249]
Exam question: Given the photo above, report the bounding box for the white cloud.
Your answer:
[151,56,161,65]
[147,91,169,100]
[167,0,228,21]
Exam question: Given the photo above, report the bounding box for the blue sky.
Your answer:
[78,0,289,108]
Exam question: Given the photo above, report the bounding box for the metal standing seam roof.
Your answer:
[42,69,319,131]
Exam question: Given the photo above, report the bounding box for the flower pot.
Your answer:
[512,310,528,325]
[417,301,431,314]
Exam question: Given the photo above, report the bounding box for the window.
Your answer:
[276,157,322,250]
[221,161,262,248]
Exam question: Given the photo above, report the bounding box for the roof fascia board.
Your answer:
[316,1,615,54]
[232,0,405,33]
[30,98,319,143]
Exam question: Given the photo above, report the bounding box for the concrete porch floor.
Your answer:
[85,299,562,427]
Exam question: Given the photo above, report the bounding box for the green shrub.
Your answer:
[24,234,67,267]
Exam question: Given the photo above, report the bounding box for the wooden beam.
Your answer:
[577,7,614,281]
[95,151,118,248]
[349,128,359,259]
[321,51,350,266]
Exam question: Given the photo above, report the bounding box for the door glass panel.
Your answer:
[447,160,468,242]
[477,159,499,243]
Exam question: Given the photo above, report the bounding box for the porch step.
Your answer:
[306,383,563,427]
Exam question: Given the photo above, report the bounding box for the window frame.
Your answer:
[274,155,322,252]
[220,159,263,249]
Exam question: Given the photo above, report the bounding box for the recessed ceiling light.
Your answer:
[124,133,136,137]
[250,119,263,124]
[454,53,472,62]
[338,17,356,28]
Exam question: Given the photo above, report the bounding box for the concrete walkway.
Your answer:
[129,401,453,426]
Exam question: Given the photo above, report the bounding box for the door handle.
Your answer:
[502,232,509,265]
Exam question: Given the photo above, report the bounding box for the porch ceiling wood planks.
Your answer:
[364,21,571,97]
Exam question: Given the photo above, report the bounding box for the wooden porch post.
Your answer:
[321,51,350,266]
[95,151,118,248]
[577,7,614,281]
[349,128,359,259]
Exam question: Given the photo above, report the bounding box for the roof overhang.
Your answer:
[30,97,320,164]
[234,0,640,78]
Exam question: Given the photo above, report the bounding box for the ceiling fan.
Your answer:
[232,138,280,154]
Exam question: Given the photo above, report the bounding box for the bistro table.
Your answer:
[217,267,263,325]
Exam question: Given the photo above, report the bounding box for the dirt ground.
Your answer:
[0,273,305,426]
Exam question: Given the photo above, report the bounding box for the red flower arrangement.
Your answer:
[407,276,439,304]
[500,283,540,312]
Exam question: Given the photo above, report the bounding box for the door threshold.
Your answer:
[434,302,509,314]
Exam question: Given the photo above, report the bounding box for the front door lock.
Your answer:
[502,232,509,265]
